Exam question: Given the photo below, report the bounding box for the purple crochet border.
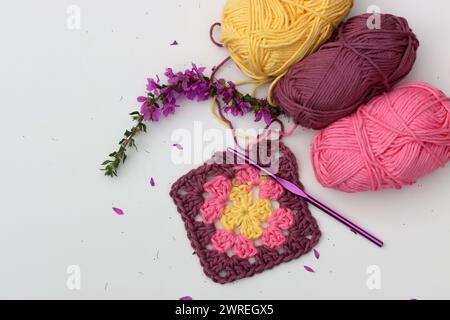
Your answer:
[169,143,321,284]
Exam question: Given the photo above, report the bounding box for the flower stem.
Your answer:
[101,64,284,177]
[101,113,146,177]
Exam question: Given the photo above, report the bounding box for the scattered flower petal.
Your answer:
[112,207,124,215]
[170,40,178,46]
[314,249,320,260]
[179,296,193,300]
[150,178,155,187]
[255,108,273,126]
[173,143,184,150]
[304,265,315,273]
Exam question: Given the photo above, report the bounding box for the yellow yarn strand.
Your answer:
[221,0,353,81]
[268,72,287,106]
[235,79,270,97]
[210,96,232,128]
[209,85,266,143]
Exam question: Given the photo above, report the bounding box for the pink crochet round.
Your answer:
[311,82,450,193]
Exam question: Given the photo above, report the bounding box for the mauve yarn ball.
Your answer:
[311,82,450,193]
[272,13,419,129]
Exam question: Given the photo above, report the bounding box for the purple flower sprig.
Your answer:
[102,64,282,177]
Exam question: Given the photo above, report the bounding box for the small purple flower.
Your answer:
[140,103,161,122]
[138,96,152,122]
[160,87,176,102]
[224,104,240,117]
[151,108,161,122]
[223,97,251,117]
[195,81,211,101]
[162,103,178,117]
[216,79,226,92]
[146,76,160,94]
[181,68,211,101]
[236,97,251,114]
[216,79,236,103]
[255,108,272,126]
[192,63,206,76]
[164,68,183,85]
[140,103,151,122]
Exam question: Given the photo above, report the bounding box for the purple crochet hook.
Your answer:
[227,148,384,248]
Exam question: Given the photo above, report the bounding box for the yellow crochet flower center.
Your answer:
[220,185,273,240]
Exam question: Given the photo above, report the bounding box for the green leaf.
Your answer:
[242,94,256,104]
[138,123,147,132]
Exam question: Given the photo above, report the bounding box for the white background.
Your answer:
[0,0,449,299]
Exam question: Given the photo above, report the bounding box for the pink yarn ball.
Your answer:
[311,82,450,192]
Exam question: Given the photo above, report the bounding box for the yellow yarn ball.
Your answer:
[221,0,353,80]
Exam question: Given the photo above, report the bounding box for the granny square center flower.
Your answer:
[207,167,292,257]
[170,143,321,284]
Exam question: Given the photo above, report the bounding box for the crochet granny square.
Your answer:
[170,143,321,283]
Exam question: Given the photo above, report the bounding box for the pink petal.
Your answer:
[267,208,294,230]
[234,164,260,187]
[112,207,124,215]
[211,229,235,253]
[314,249,320,260]
[203,176,231,200]
[170,40,178,46]
[173,143,183,150]
[304,265,315,273]
[259,177,283,200]
[232,234,258,259]
[179,296,192,300]
[261,226,285,249]
[200,198,226,224]
[150,178,155,187]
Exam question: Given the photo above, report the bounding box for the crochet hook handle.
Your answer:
[227,148,384,248]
